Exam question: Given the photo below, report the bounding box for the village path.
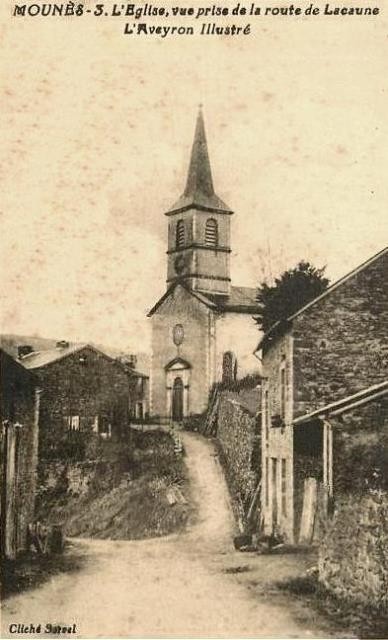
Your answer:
[2,432,335,639]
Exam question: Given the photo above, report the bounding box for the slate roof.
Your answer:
[147,282,260,317]
[20,343,119,370]
[16,341,149,378]
[166,109,233,215]
[20,343,88,369]
[203,286,260,313]
[128,369,149,379]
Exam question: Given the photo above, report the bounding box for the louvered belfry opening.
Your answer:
[205,218,218,246]
[176,219,185,248]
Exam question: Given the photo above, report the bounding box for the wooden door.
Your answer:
[271,457,278,531]
[172,377,184,422]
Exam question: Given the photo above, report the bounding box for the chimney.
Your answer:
[18,345,34,359]
[128,354,137,369]
[56,340,70,349]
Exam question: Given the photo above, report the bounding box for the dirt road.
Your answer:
[2,433,334,638]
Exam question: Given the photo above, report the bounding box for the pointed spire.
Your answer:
[184,106,214,199]
[166,108,233,215]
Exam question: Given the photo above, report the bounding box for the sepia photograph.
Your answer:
[1,1,388,637]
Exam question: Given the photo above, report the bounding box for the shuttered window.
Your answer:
[205,218,218,246]
[280,359,287,420]
[281,458,287,515]
[176,220,185,248]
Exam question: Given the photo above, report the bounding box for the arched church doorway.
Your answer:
[172,377,184,421]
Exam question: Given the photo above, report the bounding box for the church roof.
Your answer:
[147,283,260,317]
[202,286,260,313]
[166,109,233,216]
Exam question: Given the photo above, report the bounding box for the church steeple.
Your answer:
[166,108,232,215]
[184,107,215,199]
[166,110,233,296]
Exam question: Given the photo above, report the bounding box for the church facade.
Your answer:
[148,111,261,421]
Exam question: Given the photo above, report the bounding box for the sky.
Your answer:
[1,3,387,352]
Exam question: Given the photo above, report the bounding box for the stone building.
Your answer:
[0,349,40,559]
[128,370,149,420]
[255,247,388,542]
[117,355,150,420]
[19,342,130,458]
[148,110,261,420]
[316,383,388,607]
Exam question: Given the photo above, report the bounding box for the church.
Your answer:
[148,110,261,421]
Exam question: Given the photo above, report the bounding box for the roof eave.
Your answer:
[293,380,388,426]
[165,202,234,217]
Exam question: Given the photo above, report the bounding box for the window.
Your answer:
[271,458,278,524]
[205,218,218,246]
[281,458,287,515]
[265,457,269,506]
[222,351,237,384]
[136,402,144,420]
[172,323,184,346]
[279,358,287,420]
[263,389,270,442]
[66,415,80,431]
[176,220,185,248]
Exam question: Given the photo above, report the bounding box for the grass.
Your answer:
[3,430,193,599]
[1,541,86,600]
[36,428,194,541]
[276,573,388,639]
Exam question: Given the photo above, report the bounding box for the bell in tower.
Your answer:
[165,108,233,295]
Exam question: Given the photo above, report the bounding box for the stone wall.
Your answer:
[261,333,295,540]
[35,436,132,525]
[293,249,388,416]
[14,391,39,553]
[1,351,39,558]
[35,346,130,459]
[319,491,388,608]
[37,460,95,507]
[216,391,260,518]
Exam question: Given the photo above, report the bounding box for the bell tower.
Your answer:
[166,109,233,295]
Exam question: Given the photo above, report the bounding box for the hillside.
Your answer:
[35,429,193,540]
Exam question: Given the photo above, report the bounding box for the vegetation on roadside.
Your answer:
[1,541,85,600]
[36,429,194,540]
[276,573,388,639]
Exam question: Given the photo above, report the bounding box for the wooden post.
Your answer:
[327,421,333,497]
[322,420,328,514]
[0,420,8,558]
[5,423,17,559]
[299,477,318,544]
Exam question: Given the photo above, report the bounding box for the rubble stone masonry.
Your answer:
[1,352,39,557]
[319,490,388,607]
[216,391,260,524]
[34,347,130,458]
[292,250,388,416]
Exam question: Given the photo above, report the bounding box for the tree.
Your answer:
[255,261,330,333]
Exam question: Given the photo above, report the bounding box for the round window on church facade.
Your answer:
[173,324,184,346]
